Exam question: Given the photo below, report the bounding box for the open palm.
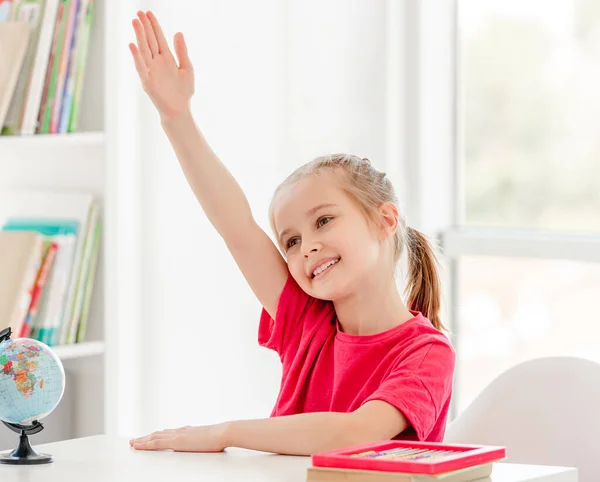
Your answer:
[129,11,194,120]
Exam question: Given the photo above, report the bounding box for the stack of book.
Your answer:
[307,441,506,482]
[0,0,95,135]
[0,189,100,346]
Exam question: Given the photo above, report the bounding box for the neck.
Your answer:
[333,273,415,336]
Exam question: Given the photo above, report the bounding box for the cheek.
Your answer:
[343,229,381,266]
[287,254,305,279]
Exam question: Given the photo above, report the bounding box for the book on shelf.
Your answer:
[0,231,45,338]
[0,0,95,136]
[0,188,101,347]
[0,20,31,128]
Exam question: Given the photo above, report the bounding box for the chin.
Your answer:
[306,276,354,302]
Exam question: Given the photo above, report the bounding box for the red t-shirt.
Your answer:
[258,273,456,442]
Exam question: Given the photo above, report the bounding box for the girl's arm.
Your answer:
[130,11,287,317]
[130,401,408,456]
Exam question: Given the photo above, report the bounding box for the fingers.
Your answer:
[130,430,176,450]
[173,32,193,70]
[137,11,159,57]
[132,437,174,451]
[132,18,152,65]
[128,43,148,83]
[146,11,173,61]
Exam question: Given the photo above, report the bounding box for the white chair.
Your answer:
[445,356,600,482]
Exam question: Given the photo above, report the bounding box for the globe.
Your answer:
[0,338,65,426]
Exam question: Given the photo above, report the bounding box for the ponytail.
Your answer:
[404,227,445,331]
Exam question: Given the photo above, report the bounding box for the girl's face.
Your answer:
[272,171,394,301]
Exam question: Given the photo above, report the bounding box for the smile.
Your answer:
[312,258,340,279]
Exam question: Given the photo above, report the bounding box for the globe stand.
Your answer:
[0,421,53,465]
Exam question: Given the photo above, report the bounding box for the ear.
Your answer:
[377,202,399,240]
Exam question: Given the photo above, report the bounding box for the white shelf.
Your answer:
[52,341,105,361]
[0,131,105,147]
[0,131,105,195]
[0,131,104,149]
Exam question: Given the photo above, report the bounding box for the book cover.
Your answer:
[306,463,493,482]
[66,0,92,132]
[37,0,68,133]
[0,231,45,336]
[0,21,31,128]
[0,189,94,347]
[63,200,98,344]
[49,0,78,133]
[2,219,78,346]
[21,240,58,338]
[1,0,45,135]
[16,0,60,135]
[76,217,100,343]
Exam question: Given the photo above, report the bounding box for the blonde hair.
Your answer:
[269,153,445,331]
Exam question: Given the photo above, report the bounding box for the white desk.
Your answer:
[0,435,577,482]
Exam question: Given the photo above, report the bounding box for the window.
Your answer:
[459,0,600,233]
[410,1,600,416]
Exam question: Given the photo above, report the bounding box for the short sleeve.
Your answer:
[363,340,456,441]
[258,271,332,359]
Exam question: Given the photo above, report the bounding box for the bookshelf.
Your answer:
[52,340,105,360]
[0,0,142,449]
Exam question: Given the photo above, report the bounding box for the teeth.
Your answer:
[313,258,339,277]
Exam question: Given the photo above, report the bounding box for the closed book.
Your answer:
[0,231,44,336]
[0,21,30,128]
[307,463,492,482]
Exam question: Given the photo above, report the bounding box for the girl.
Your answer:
[128,10,455,456]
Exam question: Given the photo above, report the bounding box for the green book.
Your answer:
[38,0,69,133]
[76,216,100,343]
[67,0,93,132]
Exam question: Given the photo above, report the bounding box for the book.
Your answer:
[306,463,493,482]
[49,0,78,133]
[17,0,59,134]
[0,20,31,128]
[63,0,92,132]
[1,0,45,135]
[2,219,78,345]
[76,214,100,342]
[0,231,45,336]
[63,200,99,344]
[20,240,58,338]
[311,441,506,479]
[0,189,95,346]
[36,0,67,133]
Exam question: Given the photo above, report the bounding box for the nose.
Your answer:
[302,238,322,258]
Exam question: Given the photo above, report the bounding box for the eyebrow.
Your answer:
[278,203,339,243]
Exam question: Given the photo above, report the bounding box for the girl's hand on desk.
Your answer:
[129,424,227,452]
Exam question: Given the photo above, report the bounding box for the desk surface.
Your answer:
[0,435,578,482]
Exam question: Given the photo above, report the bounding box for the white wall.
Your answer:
[136,0,406,431]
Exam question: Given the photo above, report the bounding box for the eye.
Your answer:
[317,216,333,228]
[286,237,300,250]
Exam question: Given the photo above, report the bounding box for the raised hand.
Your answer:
[129,11,195,121]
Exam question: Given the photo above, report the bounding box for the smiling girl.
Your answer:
[128,10,455,456]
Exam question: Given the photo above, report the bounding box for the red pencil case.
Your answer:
[311,440,506,475]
